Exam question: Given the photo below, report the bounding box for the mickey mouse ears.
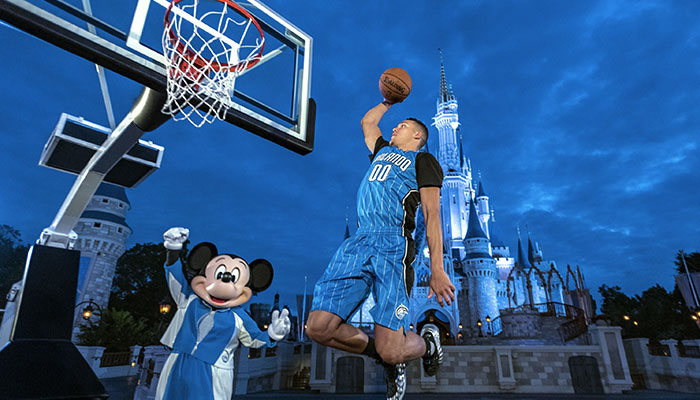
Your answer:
[248,259,273,293]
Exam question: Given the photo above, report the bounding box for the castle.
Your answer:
[350,59,593,342]
[71,183,132,339]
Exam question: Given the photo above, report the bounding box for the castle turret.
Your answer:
[433,53,470,253]
[476,180,490,238]
[72,183,132,339]
[462,198,499,336]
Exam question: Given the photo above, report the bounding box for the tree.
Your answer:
[77,308,149,352]
[598,284,700,341]
[598,285,639,335]
[675,250,700,274]
[108,241,189,343]
[0,225,29,307]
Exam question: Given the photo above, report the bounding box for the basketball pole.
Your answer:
[82,0,117,129]
[0,87,170,399]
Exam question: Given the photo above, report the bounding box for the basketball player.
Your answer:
[306,100,456,400]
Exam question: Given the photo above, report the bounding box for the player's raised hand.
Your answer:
[163,227,189,250]
[428,269,456,307]
[268,308,291,341]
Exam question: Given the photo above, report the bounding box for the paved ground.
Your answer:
[101,376,138,400]
[101,377,700,400]
[237,391,700,400]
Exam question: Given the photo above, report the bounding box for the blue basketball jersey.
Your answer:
[357,137,442,237]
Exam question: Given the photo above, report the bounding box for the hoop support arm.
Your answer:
[40,88,167,248]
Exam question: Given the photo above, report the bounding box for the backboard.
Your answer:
[0,0,315,154]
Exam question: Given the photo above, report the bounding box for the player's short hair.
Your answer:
[407,117,429,149]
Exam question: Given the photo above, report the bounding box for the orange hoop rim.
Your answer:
[164,0,266,73]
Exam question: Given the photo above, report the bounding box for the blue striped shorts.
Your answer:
[311,230,415,332]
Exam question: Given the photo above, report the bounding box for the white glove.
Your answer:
[163,227,189,250]
[267,308,291,341]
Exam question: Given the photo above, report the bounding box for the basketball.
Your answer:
[379,68,412,103]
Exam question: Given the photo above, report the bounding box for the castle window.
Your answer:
[93,222,101,228]
[452,195,456,204]
[118,203,124,208]
[101,199,108,203]
[118,227,123,233]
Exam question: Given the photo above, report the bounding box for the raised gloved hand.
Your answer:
[267,308,291,341]
[163,227,189,250]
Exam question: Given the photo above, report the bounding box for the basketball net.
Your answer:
[161,0,264,127]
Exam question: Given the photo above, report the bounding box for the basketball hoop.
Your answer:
[161,0,265,127]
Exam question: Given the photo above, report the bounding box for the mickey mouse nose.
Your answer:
[221,272,233,283]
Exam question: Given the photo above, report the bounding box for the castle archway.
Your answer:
[416,309,454,345]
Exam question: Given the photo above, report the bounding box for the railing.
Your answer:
[249,347,262,359]
[509,301,588,341]
[99,351,132,367]
[489,316,503,336]
[677,343,700,358]
[647,343,671,357]
[511,301,574,318]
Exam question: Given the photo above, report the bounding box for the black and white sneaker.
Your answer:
[383,362,406,400]
[420,323,443,376]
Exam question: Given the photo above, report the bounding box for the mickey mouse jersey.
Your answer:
[356,137,443,237]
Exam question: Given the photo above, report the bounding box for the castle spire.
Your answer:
[477,180,487,198]
[438,48,455,104]
[516,228,531,269]
[466,197,487,239]
[439,49,448,103]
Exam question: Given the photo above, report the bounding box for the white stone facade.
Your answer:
[71,184,132,340]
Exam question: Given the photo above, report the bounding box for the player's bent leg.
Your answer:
[374,324,426,365]
[306,310,369,354]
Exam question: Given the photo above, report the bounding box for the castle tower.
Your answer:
[462,198,499,336]
[432,53,471,255]
[516,233,535,307]
[71,183,132,339]
[475,180,490,238]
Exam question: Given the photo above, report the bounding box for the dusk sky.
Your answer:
[1,1,698,312]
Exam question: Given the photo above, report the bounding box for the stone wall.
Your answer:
[234,342,311,394]
[624,338,700,393]
[310,328,634,394]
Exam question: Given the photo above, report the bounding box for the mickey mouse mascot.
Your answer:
[156,227,290,400]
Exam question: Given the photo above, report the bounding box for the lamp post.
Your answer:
[75,298,102,321]
[477,320,483,337]
[156,297,172,335]
[458,323,463,344]
[485,315,492,336]
[159,299,172,315]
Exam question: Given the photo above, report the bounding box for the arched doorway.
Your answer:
[336,356,364,393]
[569,356,603,394]
[416,309,453,345]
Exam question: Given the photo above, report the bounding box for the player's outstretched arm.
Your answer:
[420,187,456,306]
[360,101,392,152]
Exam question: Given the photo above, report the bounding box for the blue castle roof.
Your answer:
[95,183,130,206]
[528,234,536,264]
[465,198,487,239]
[80,210,130,229]
[477,180,487,198]
[516,236,531,268]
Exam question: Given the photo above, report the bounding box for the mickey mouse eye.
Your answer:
[231,268,240,284]
[215,265,226,280]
